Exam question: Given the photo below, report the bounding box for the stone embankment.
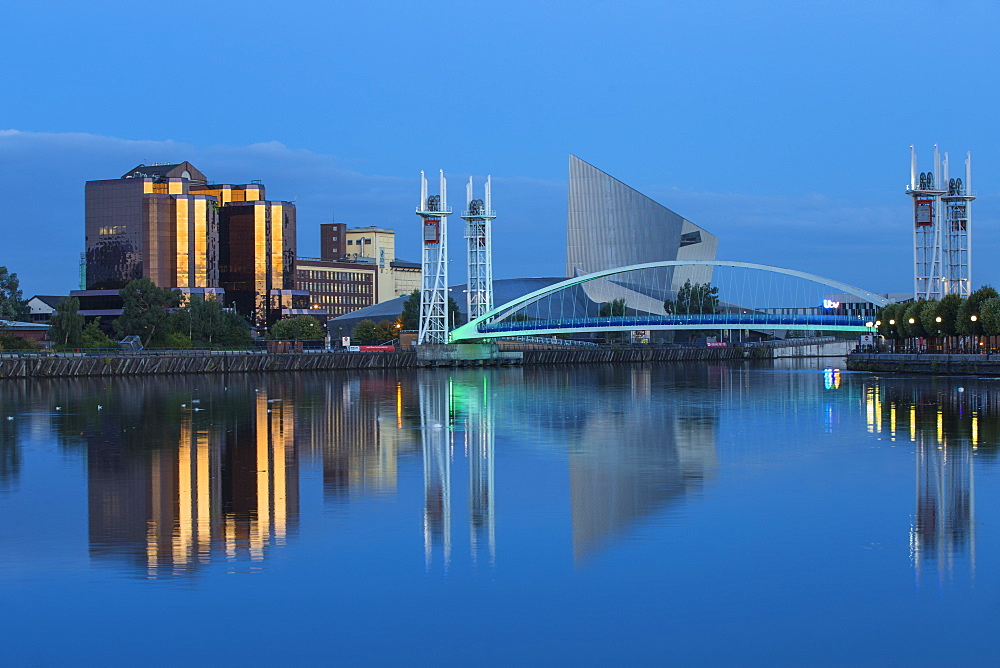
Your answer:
[848,352,1000,375]
[0,345,770,378]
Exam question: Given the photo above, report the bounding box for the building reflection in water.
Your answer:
[307,375,407,503]
[862,379,996,584]
[568,365,718,561]
[87,382,298,577]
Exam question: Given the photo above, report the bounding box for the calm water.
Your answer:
[2,361,999,665]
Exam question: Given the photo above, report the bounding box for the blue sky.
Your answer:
[3,0,999,297]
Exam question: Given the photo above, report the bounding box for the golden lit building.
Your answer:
[84,162,222,297]
[83,163,301,327]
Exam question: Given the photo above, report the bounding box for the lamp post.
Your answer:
[935,315,942,352]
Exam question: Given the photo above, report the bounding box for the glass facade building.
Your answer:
[218,200,298,326]
[84,163,297,327]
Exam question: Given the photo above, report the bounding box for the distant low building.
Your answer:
[26,295,66,322]
[0,320,50,343]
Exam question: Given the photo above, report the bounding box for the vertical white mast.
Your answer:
[416,170,452,344]
[909,146,947,300]
[942,151,975,298]
[462,175,496,324]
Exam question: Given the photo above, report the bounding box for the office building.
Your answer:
[82,162,300,327]
[294,257,377,319]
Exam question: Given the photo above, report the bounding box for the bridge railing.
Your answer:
[479,313,872,333]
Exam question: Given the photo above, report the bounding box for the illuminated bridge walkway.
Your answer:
[449,260,889,342]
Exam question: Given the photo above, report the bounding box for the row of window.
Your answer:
[309,295,373,305]
[297,269,373,282]
[298,281,372,294]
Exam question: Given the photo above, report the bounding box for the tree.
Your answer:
[920,294,962,338]
[0,334,40,350]
[169,296,251,347]
[399,291,463,330]
[980,297,1000,336]
[400,290,420,330]
[0,266,29,321]
[957,286,999,336]
[374,320,399,343]
[50,297,83,348]
[351,318,379,344]
[900,300,928,339]
[664,280,719,315]
[115,278,183,347]
[599,298,627,317]
[81,318,116,349]
[876,302,903,340]
[270,315,324,341]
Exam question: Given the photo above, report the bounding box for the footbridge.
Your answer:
[449,261,889,342]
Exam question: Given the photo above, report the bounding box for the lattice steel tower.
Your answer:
[907,145,974,300]
[416,170,452,344]
[462,176,496,321]
[942,152,974,298]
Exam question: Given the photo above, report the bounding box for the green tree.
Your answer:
[0,334,40,350]
[399,291,464,330]
[270,315,324,341]
[351,318,379,344]
[373,320,399,343]
[169,296,252,347]
[50,297,83,348]
[980,297,1000,336]
[876,302,903,340]
[599,298,627,317]
[920,294,962,338]
[81,318,116,349]
[900,300,928,339]
[957,286,999,336]
[664,281,719,315]
[400,290,420,330]
[115,278,183,347]
[0,266,29,321]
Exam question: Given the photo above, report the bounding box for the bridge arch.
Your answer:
[449,260,889,341]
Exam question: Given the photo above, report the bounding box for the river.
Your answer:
[1,360,997,664]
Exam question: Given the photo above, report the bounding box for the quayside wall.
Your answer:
[848,352,1000,375]
[0,346,770,379]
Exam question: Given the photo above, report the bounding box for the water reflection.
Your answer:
[862,377,1000,583]
[84,382,299,576]
[568,365,718,560]
[13,364,1000,581]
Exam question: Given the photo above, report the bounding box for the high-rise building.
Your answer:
[85,162,222,294]
[82,163,301,327]
[217,199,301,325]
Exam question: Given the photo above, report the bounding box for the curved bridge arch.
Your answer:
[449,260,889,342]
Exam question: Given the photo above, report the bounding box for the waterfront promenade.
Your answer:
[848,351,1000,375]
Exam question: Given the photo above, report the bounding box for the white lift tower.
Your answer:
[416,171,452,344]
[462,176,496,322]
[907,146,974,300]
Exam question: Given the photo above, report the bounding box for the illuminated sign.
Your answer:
[822,299,841,309]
